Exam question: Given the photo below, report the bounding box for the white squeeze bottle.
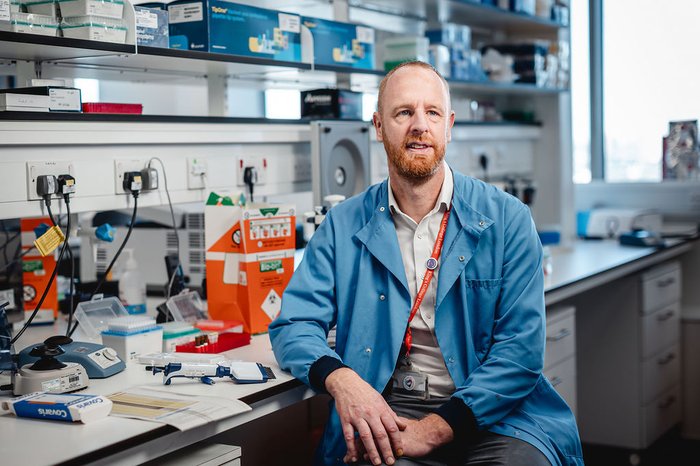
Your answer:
[119,249,147,314]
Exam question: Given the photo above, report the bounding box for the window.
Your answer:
[574,0,700,183]
[264,89,301,119]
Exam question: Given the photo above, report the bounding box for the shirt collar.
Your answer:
[388,161,453,218]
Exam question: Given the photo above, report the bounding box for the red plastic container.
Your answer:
[82,102,143,114]
[175,331,251,353]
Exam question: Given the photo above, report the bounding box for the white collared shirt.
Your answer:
[387,162,456,398]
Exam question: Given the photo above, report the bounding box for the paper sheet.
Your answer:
[107,386,251,431]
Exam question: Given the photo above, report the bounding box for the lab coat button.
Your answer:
[479,220,485,227]
[379,294,386,301]
[365,347,372,353]
[448,357,454,363]
[380,206,385,212]
[459,255,465,262]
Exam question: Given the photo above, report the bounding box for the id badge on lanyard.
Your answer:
[391,208,450,401]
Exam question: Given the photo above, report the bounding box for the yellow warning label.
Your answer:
[33,225,66,256]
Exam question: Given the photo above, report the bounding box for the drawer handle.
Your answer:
[657,353,676,365]
[658,396,677,409]
[656,277,676,288]
[549,376,563,387]
[546,328,571,342]
[656,310,675,322]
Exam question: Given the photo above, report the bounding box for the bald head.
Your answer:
[376,61,451,117]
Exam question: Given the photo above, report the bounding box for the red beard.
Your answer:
[383,131,446,181]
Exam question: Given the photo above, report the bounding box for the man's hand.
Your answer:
[325,368,406,465]
[395,414,454,459]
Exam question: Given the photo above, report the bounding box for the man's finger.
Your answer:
[356,419,384,466]
[342,422,359,463]
[368,415,396,465]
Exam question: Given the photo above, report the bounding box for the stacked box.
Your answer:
[482,42,550,86]
[301,88,362,120]
[168,0,301,62]
[134,5,169,47]
[301,16,374,70]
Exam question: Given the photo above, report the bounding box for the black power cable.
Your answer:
[10,201,71,346]
[69,192,139,338]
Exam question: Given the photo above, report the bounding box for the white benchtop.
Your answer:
[1,238,696,465]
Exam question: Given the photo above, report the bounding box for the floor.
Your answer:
[583,428,700,465]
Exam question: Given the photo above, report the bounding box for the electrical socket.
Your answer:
[237,155,267,187]
[115,159,145,194]
[187,157,208,190]
[293,158,311,183]
[26,161,75,201]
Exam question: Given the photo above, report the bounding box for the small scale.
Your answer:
[13,336,89,396]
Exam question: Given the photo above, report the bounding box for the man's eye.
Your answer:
[428,110,440,116]
[398,110,411,116]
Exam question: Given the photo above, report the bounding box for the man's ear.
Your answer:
[446,110,455,142]
[373,112,383,142]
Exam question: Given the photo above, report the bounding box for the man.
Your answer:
[269,61,583,466]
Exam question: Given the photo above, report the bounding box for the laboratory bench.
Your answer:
[0,237,697,465]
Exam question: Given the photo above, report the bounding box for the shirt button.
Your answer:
[379,294,385,301]
[417,234,422,239]
[365,347,372,353]
[426,314,432,320]
[448,357,454,363]
[379,206,385,212]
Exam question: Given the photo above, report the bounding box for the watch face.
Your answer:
[232,230,241,245]
[23,284,36,302]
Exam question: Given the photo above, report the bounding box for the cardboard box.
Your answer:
[168,0,302,61]
[301,16,374,69]
[205,194,295,334]
[135,6,169,48]
[301,88,363,120]
[21,218,58,324]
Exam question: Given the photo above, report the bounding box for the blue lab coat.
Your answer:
[269,170,583,465]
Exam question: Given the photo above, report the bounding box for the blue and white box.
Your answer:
[208,1,301,61]
[167,0,302,61]
[135,6,169,48]
[168,0,207,50]
[1,392,112,423]
[301,16,374,70]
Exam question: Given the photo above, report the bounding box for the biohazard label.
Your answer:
[261,289,281,320]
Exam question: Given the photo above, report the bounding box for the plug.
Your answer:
[243,166,258,202]
[57,174,76,196]
[36,175,58,198]
[140,167,159,191]
[123,171,143,194]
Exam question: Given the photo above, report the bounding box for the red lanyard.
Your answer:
[402,208,451,357]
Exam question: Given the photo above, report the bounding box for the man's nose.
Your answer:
[409,111,429,135]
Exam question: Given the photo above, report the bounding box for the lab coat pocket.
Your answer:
[464,278,502,360]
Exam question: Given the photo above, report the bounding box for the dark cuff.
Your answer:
[308,355,348,394]
[434,398,479,440]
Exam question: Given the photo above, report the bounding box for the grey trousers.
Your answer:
[354,395,551,466]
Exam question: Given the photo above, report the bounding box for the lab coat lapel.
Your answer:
[436,179,494,310]
[354,181,410,295]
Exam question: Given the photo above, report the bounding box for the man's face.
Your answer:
[373,66,455,182]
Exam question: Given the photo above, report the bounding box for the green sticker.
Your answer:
[23,260,43,273]
[260,260,282,273]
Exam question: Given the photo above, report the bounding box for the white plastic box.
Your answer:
[382,36,429,71]
[1,12,59,36]
[22,0,59,17]
[58,0,124,19]
[61,15,127,43]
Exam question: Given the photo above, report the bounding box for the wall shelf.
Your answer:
[0,31,134,61]
[350,0,566,35]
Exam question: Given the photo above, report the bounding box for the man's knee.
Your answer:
[462,432,551,466]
